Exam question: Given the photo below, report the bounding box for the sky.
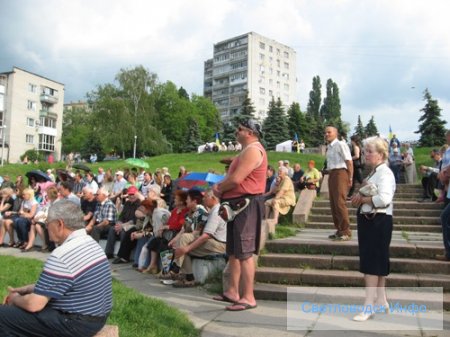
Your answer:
[1,0,449,141]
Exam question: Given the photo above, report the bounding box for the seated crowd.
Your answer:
[0,159,317,288]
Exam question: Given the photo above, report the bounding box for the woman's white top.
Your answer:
[360,163,396,215]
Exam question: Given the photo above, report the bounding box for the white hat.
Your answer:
[116,170,124,176]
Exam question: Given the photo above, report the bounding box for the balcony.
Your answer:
[40,94,58,104]
[39,110,58,119]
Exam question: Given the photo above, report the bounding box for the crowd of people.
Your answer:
[1,121,449,332]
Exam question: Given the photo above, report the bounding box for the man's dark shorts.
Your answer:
[226,195,265,260]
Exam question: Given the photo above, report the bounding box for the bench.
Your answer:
[191,254,227,284]
[94,325,119,337]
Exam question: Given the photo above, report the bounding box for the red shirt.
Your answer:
[167,207,188,231]
[223,142,267,199]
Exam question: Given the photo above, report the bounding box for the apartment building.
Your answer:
[0,67,64,163]
[204,32,297,122]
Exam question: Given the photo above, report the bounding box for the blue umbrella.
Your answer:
[178,172,224,189]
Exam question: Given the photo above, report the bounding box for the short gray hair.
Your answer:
[47,200,85,230]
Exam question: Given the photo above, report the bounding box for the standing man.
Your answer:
[0,200,112,336]
[213,119,267,311]
[325,126,353,241]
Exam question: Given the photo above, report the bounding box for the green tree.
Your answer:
[232,91,256,127]
[222,122,235,144]
[307,76,322,119]
[354,115,366,139]
[415,89,447,146]
[178,86,190,100]
[365,116,379,137]
[287,102,307,141]
[183,117,202,152]
[153,81,194,152]
[62,107,93,154]
[320,79,341,123]
[191,94,221,143]
[262,98,289,150]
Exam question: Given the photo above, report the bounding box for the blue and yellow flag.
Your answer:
[388,125,393,140]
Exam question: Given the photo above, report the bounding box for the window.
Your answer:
[284,83,289,91]
[27,100,36,111]
[259,42,265,49]
[258,76,265,84]
[26,134,34,144]
[269,46,273,52]
[284,51,289,58]
[28,83,37,93]
[284,62,289,69]
[259,87,266,94]
[277,70,281,77]
[42,87,58,97]
[259,53,265,61]
[269,90,273,97]
[276,59,280,67]
[277,81,280,89]
[276,48,280,56]
[40,117,56,128]
[39,134,55,151]
[26,117,34,127]
[282,73,289,80]
[259,65,265,75]
[269,67,273,75]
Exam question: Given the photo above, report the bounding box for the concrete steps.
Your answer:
[255,183,449,306]
[255,267,450,291]
[259,253,450,274]
[312,207,442,217]
[253,283,450,310]
[308,214,440,225]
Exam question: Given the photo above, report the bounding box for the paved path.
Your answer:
[1,247,449,337]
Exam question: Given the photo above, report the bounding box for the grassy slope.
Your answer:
[0,256,198,337]
[0,151,326,179]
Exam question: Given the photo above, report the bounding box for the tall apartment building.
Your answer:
[0,67,64,163]
[204,32,297,122]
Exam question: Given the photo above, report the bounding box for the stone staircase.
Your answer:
[254,183,450,309]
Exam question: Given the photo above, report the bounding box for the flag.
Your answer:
[388,125,393,140]
[215,132,220,147]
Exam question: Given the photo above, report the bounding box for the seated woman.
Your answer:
[0,188,15,246]
[2,188,23,247]
[142,190,188,274]
[12,188,38,249]
[23,186,59,252]
[302,160,322,192]
[264,166,296,224]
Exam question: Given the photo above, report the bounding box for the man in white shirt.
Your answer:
[172,189,227,287]
[325,126,353,241]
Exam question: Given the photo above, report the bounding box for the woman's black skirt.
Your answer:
[357,213,393,276]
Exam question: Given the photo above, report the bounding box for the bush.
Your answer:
[19,149,45,163]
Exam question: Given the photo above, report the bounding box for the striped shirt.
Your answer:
[34,229,113,316]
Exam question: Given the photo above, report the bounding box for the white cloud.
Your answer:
[1,0,449,139]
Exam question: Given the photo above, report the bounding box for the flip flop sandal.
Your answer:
[226,302,257,311]
[212,294,237,303]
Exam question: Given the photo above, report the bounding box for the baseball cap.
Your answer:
[127,186,138,195]
[241,119,263,138]
[116,171,124,176]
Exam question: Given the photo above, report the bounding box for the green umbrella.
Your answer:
[125,158,149,169]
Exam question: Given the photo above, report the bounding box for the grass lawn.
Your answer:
[0,151,325,181]
[0,255,199,337]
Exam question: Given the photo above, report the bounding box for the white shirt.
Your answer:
[326,138,352,170]
[86,180,99,194]
[361,163,396,215]
[203,203,227,242]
